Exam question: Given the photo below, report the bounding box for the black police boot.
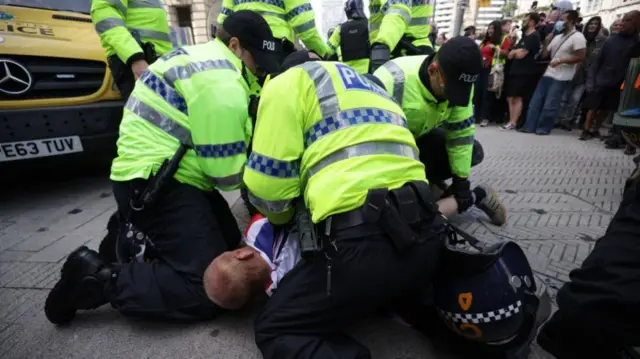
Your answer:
[45,246,114,325]
[98,211,120,263]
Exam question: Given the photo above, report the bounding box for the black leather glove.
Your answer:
[369,43,390,73]
[449,177,474,213]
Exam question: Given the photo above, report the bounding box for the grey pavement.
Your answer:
[0,127,637,359]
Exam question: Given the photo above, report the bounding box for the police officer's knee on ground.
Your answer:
[372,36,507,226]
[44,11,280,325]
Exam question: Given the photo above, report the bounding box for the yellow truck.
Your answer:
[0,1,124,164]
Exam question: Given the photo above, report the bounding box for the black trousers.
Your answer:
[254,226,445,359]
[109,178,241,320]
[550,179,640,352]
[416,128,485,183]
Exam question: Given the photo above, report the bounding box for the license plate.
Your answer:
[0,136,83,162]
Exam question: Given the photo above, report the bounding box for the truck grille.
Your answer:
[0,55,107,101]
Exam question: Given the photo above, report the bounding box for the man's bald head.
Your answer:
[621,10,640,35]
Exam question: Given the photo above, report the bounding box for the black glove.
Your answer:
[369,43,390,73]
[449,177,474,213]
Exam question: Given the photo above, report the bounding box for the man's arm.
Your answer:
[499,37,511,57]
[587,38,609,90]
[216,0,234,27]
[286,0,331,57]
[540,32,554,59]
[187,78,250,191]
[326,25,341,61]
[373,0,412,49]
[91,0,145,67]
[444,96,475,179]
[511,33,540,59]
[243,70,305,225]
[550,34,586,68]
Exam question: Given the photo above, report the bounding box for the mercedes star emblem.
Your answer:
[0,59,33,95]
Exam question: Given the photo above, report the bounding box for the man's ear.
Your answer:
[233,246,256,260]
[427,61,439,76]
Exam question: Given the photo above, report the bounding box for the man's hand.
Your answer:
[131,59,149,80]
[369,43,391,74]
[549,59,563,68]
[449,177,474,213]
[545,33,554,45]
[508,50,516,59]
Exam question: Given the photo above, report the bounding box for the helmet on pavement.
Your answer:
[344,0,366,20]
[432,226,549,355]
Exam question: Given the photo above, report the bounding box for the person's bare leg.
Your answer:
[580,110,597,140]
[509,97,523,126]
[592,110,610,133]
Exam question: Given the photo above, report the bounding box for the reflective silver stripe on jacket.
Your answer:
[210,172,244,187]
[303,141,419,185]
[126,96,192,145]
[126,96,245,187]
[294,20,316,34]
[164,59,235,86]
[95,20,170,43]
[257,10,286,20]
[131,28,171,42]
[386,8,411,23]
[95,18,125,34]
[409,17,429,25]
[299,62,405,148]
[369,22,381,32]
[105,0,127,15]
[248,192,294,213]
[382,61,405,105]
[129,0,164,9]
[446,136,475,147]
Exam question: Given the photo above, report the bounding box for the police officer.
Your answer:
[373,36,507,226]
[245,53,446,358]
[91,0,173,99]
[44,11,280,325]
[326,0,370,74]
[217,0,330,65]
[368,0,435,73]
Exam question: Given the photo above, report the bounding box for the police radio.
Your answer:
[293,198,322,258]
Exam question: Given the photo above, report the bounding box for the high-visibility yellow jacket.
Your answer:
[369,0,433,53]
[217,0,330,57]
[374,55,475,178]
[244,61,427,224]
[111,39,259,191]
[91,0,173,63]
[326,20,370,74]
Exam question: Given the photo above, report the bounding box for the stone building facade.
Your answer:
[163,0,222,44]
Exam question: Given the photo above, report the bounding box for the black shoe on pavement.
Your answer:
[45,246,113,325]
[625,145,637,156]
[578,130,592,140]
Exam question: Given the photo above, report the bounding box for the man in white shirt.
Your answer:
[521,9,586,135]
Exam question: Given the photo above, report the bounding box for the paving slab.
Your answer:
[0,127,636,359]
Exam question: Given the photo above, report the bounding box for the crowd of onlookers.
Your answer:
[459,8,640,156]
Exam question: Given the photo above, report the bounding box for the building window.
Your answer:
[176,6,193,29]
